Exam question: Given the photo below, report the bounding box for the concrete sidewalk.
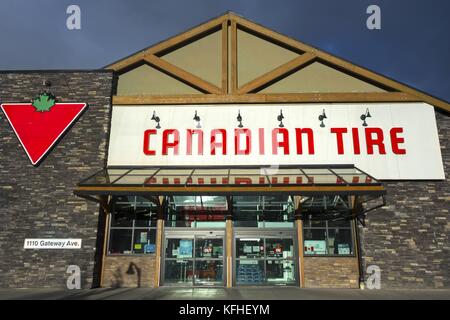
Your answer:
[0,287,449,300]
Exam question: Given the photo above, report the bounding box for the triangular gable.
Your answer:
[106,12,450,113]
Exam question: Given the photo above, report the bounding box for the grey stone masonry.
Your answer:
[360,110,450,289]
[0,71,113,288]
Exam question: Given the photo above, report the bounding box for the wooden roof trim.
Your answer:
[144,55,223,94]
[236,52,316,94]
[229,13,450,112]
[105,11,449,112]
[106,13,228,71]
[112,92,419,105]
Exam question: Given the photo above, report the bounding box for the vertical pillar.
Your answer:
[294,196,305,288]
[226,218,233,288]
[225,195,233,287]
[154,196,165,287]
[99,196,110,288]
[351,196,364,289]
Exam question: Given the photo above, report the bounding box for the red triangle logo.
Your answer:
[1,103,87,165]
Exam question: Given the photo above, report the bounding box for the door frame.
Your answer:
[233,228,299,287]
[161,228,226,287]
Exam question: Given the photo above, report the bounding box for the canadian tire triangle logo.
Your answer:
[1,94,87,166]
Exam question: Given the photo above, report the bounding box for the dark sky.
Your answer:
[0,0,448,102]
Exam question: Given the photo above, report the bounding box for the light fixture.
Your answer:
[237,110,243,128]
[277,110,284,128]
[360,108,372,127]
[193,110,201,128]
[151,111,161,129]
[318,109,327,127]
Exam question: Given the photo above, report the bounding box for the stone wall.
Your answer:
[0,71,113,288]
[360,110,449,289]
[303,257,359,288]
[102,255,157,287]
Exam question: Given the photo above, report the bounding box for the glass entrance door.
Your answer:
[234,233,297,286]
[163,232,225,286]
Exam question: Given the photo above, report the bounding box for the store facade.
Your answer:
[0,13,448,289]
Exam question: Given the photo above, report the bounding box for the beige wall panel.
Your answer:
[261,62,386,93]
[117,64,201,95]
[237,29,299,87]
[161,30,222,87]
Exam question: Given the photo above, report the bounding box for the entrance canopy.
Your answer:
[74,164,385,197]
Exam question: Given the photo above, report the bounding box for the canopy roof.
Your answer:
[74,164,385,197]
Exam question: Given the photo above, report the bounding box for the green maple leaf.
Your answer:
[32,93,56,112]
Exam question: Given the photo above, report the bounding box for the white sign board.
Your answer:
[107,103,445,180]
[24,238,82,249]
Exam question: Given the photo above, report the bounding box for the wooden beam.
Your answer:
[143,55,223,94]
[154,218,164,287]
[226,219,233,287]
[294,195,305,288]
[221,21,229,93]
[236,53,316,94]
[112,92,419,105]
[75,185,385,194]
[107,14,228,71]
[230,20,238,93]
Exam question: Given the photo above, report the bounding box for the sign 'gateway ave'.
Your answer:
[107,103,444,180]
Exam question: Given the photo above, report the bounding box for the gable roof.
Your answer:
[105,12,450,113]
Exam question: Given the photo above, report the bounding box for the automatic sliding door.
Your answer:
[164,237,194,285]
[265,237,296,285]
[194,237,224,286]
[163,234,225,286]
[235,235,297,286]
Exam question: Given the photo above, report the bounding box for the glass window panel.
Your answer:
[128,169,158,175]
[341,174,375,184]
[229,168,265,175]
[164,260,194,285]
[195,238,223,259]
[303,229,327,255]
[187,176,229,185]
[236,238,264,259]
[269,175,308,184]
[135,207,157,227]
[230,175,268,185]
[108,229,132,254]
[266,260,296,284]
[302,168,332,174]
[195,260,224,286]
[111,203,134,227]
[157,169,193,175]
[165,238,193,258]
[106,169,130,175]
[192,169,229,175]
[303,220,326,228]
[327,228,353,255]
[236,260,265,285]
[307,175,341,184]
[328,220,352,228]
[146,175,189,184]
[265,238,294,259]
[132,229,156,254]
[331,168,360,175]
[113,175,149,185]
[264,168,302,175]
